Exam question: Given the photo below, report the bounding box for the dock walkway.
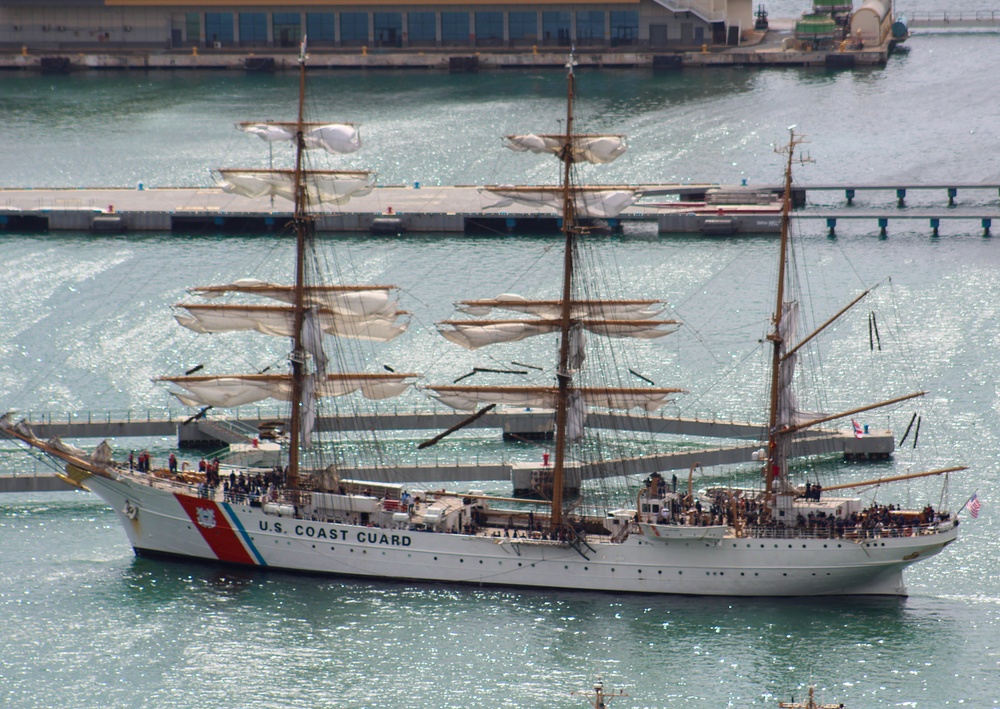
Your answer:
[3,183,1000,236]
[1,408,893,492]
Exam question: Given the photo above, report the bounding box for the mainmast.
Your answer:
[763,127,800,508]
[550,53,578,532]
[286,38,311,492]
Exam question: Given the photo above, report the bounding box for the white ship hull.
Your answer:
[82,469,957,597]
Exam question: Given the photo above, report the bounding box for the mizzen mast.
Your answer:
[763,127,805,511]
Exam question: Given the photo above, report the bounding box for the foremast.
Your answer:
[160,38,417,493]
[286,38,311,491]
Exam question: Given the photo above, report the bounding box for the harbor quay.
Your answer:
[2,183,1000,237]
[0,0,906,71]
[0,38,893,72]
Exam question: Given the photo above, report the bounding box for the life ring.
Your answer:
[123,500,138,520]
[904,527,912,537]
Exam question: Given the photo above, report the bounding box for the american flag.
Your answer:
[966,493,981,519]
[852,419,864,439]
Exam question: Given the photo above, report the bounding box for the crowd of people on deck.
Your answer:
[642,473,952,539]
[128,450,153,473]
[219,467,287,504]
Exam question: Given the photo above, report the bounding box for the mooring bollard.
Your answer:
[930,218,940,237]
[878,217,888,237]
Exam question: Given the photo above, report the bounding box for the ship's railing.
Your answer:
[909,11,999,23]
[13,404,763,429]
[744,521,949,540]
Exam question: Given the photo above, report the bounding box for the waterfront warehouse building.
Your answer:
[1,0,754,52]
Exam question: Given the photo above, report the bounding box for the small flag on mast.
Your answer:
[852,419,864,439]
[965,492,981,519]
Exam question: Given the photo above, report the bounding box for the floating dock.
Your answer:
[0,408,893,492]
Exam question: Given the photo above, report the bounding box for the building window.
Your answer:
[576,11,605,42]
[306,13,335,43]
[185,12,200,43]
[205,13,234,46]
[441,12,469,42]
[408,12,436,42]
[374,12,402,47]
[542,11,570,45]
[239,13,267,45]
[475,12,503,44]
[340,12,368,42]
[508,11,537,41]
[610,11,638,44]
[272,12,301,47]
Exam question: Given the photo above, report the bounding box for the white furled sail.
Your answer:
[427,385,682,413]
[238,121,362,155]
[777,300,826,428]
[438,318,676,350]
[218,169,374,205]
[505,134,627,164]
[188,280,399,318]
[438,320,558,349]
[458,295,665,320]
[174,303,408,342]
[483,186,639,218]
[162,373,417,408]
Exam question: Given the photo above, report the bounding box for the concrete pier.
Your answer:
[0,184,785,235]
[4,183,1000,237]
[0,38,894,73]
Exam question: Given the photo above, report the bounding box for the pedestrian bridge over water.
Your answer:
[1,408,893,492]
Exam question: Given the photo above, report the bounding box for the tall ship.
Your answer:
[1,46,968,597]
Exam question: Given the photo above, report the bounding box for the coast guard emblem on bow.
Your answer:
[196,507,217,529]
